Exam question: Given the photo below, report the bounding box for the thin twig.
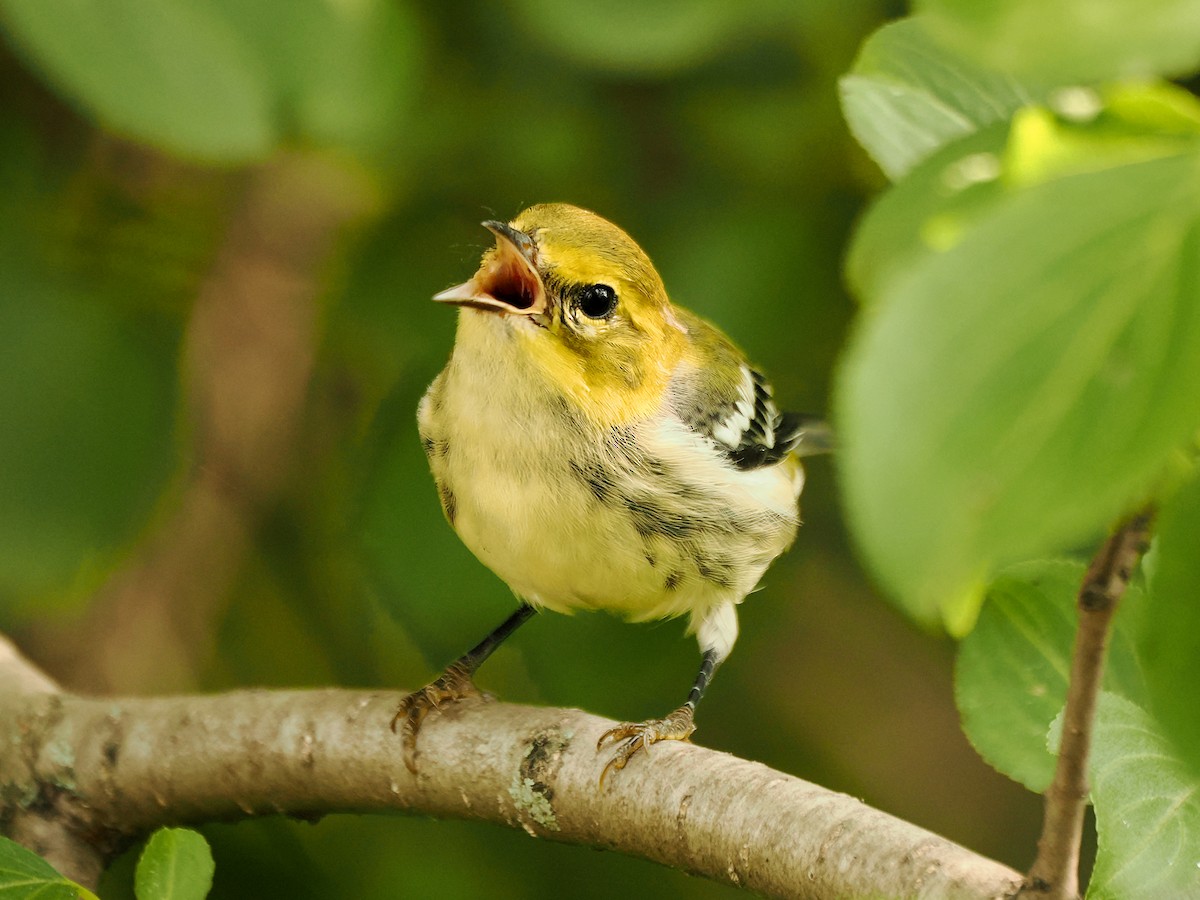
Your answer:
[0,685,1023,899]
[1024,507,1155,898]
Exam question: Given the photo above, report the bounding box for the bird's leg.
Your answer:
[596,647,721,787]
[393,603,537,773]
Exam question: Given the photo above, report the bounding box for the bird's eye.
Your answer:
[577,284,618,319]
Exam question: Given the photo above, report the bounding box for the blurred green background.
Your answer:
[0,1,1041,896]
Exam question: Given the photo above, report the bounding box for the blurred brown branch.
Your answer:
[0,635,1021,900]
[28,149,375,694]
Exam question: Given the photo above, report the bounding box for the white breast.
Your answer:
[420,311,801,632]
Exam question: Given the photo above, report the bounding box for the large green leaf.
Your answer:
[1140,471,1200,778]
[836,146,1200,627]
[845,123,1010,304]
[1084,693,1200,899]
[134,829,213,900]
[956,560,1144,791]
[919,0,1200,85]
[0,836,97,900]
[840,17,1048,180]
[848,81,1200,305]
[0,0,274,162]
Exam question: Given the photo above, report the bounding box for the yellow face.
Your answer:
[435,204,688,425]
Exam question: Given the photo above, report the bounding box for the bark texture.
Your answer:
[0,672,1022,899]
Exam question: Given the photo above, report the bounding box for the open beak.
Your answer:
[434,220,547,320]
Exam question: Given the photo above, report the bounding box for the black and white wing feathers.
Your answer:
[709,366,827,471]
[674,363,830,471]
[666,309,833,471]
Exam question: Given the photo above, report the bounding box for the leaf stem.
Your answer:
[1024,507,1155,898]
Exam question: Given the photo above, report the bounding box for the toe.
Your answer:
[392,670,483,772]
[400,711,423,773]
[596,724,635,751]
[595,706,697,786]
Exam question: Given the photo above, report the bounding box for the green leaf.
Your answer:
[836,147,1200,626]
[1084,693,1200,899]
[839,17,1049,180]
[919,0,1200,85]
[1140,472,1200,778]
[845,123,1010,304]
[507,0,747,75]
[956,560,1145,791]
[848,82,1200,304]
[0,835,97,899]
[0,0,274,162]
[134,829,214,900]
[1004,84,1200,189]
[209,0,421,155]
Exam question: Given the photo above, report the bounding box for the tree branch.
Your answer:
[0,635,111,887]
[0,633,58,695]
[1024,508,1155,898]
[0,681,1022,899]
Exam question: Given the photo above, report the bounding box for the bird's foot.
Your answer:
[596,704,696,787]
[392,662,482,773]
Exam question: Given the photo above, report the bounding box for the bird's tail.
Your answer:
[779,414,835,458]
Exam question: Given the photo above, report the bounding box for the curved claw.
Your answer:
[596,706,696,789]
[392,664,482,774]
[596,724,634,752]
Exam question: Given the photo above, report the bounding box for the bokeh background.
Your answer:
[0,1,1043,896]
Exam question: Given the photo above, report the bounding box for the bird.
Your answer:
[392,203,830,783]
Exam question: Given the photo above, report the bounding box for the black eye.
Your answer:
[577,283,617,319]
